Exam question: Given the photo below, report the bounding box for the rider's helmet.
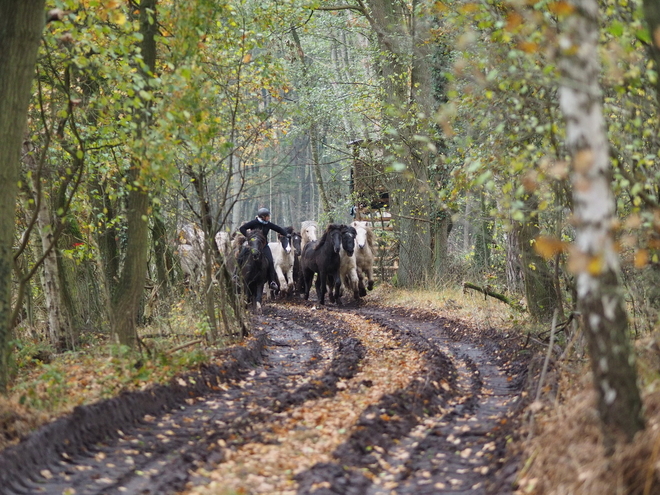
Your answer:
[257,207,271,219]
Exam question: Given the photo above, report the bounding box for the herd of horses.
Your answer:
[229,221,376,312]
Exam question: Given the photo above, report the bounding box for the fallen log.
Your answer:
[463,282,526,312]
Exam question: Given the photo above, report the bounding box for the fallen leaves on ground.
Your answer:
[183,308,423,495]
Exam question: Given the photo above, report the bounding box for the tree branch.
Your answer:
[463,282,526,312]
[312,4,366,14]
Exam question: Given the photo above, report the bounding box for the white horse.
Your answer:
[300,220,318,252]
[176,224,206,287]
[351,221,376,295]
[176,224,235,288]
[269,227,295,296]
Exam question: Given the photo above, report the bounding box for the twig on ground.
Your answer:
[167,339,203,355]
[527,309,558,443]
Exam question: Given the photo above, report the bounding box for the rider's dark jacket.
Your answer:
[239,217,288,239]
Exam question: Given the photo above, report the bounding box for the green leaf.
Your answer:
[636,27,651,44]
[607,21,624,38]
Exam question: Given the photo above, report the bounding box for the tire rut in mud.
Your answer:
[0,309,363,495]
[294,306,524,495]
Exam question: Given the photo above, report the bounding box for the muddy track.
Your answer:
[0,301,530,495]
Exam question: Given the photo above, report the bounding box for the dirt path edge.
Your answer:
[0,332,269,492]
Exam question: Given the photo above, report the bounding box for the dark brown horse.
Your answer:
[300,224,342,305]
[237,230,269,312]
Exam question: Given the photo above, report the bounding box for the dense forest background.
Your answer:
[2,0,660,449]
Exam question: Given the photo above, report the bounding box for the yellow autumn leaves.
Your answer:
[534,229,655,275]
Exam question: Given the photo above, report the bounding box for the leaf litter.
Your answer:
[0,299,530,495]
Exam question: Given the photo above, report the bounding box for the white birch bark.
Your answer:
[558,0,644,442]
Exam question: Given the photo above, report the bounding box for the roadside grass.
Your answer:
[514,330,660,495]
[0,298,219,452]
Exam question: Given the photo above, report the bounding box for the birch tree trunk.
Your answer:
[559,0,644,443]
[0,1,45,391]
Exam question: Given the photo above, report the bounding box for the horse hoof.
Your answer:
[367,281,374,291]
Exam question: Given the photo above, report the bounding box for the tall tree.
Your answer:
[559,0,644,444]
[359,0,439,286]
[0,1,45,391]
[111,0,158,347]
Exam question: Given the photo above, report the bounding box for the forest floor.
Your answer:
[2,287,660,494]
[0,289,536,495]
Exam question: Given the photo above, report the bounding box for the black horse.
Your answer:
[237,230,269,312]
[289,230,304,294]
[301,224,342,305]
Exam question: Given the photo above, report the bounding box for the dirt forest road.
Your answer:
[0,300,531,495]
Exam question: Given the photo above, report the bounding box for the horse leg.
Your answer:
[347,269,360,300]
[303,269,313,300]
[326,274,336,304]
[275,266,287,296]
[255,282,264,314]
[317,272,326,305]
[333,274,343,306]
[367,266,374,291]
[286,266,295,296]
[356,267,367,297]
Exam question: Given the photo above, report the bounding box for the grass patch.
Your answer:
[0,298,229,452]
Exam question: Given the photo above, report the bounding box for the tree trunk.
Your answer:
[90,176,120,294]
[506,220,524,294]
[0,0,45,391]
[364,0,435,287]
[111,0,158,347]
[643,0,660,104]
[152,210,170,298]
[310,124,333,221]
[432,213,452,280]
[519,195,559,321]
[35,188,69,349]
[559,0,644,443]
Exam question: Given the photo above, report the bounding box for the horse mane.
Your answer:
[365,225,375,249]
[315,224,341,250]
[281,226,294,237]
[301,220,318,231]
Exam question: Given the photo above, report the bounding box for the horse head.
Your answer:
[291,231,303,256]
[351,221,370,250]
[301,220,318,250]
[326,224,342,254]
[246,230,266,260]
[340,225,356,257]
[278,226,294,254]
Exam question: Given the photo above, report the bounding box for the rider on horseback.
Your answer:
[239,207,290,292]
